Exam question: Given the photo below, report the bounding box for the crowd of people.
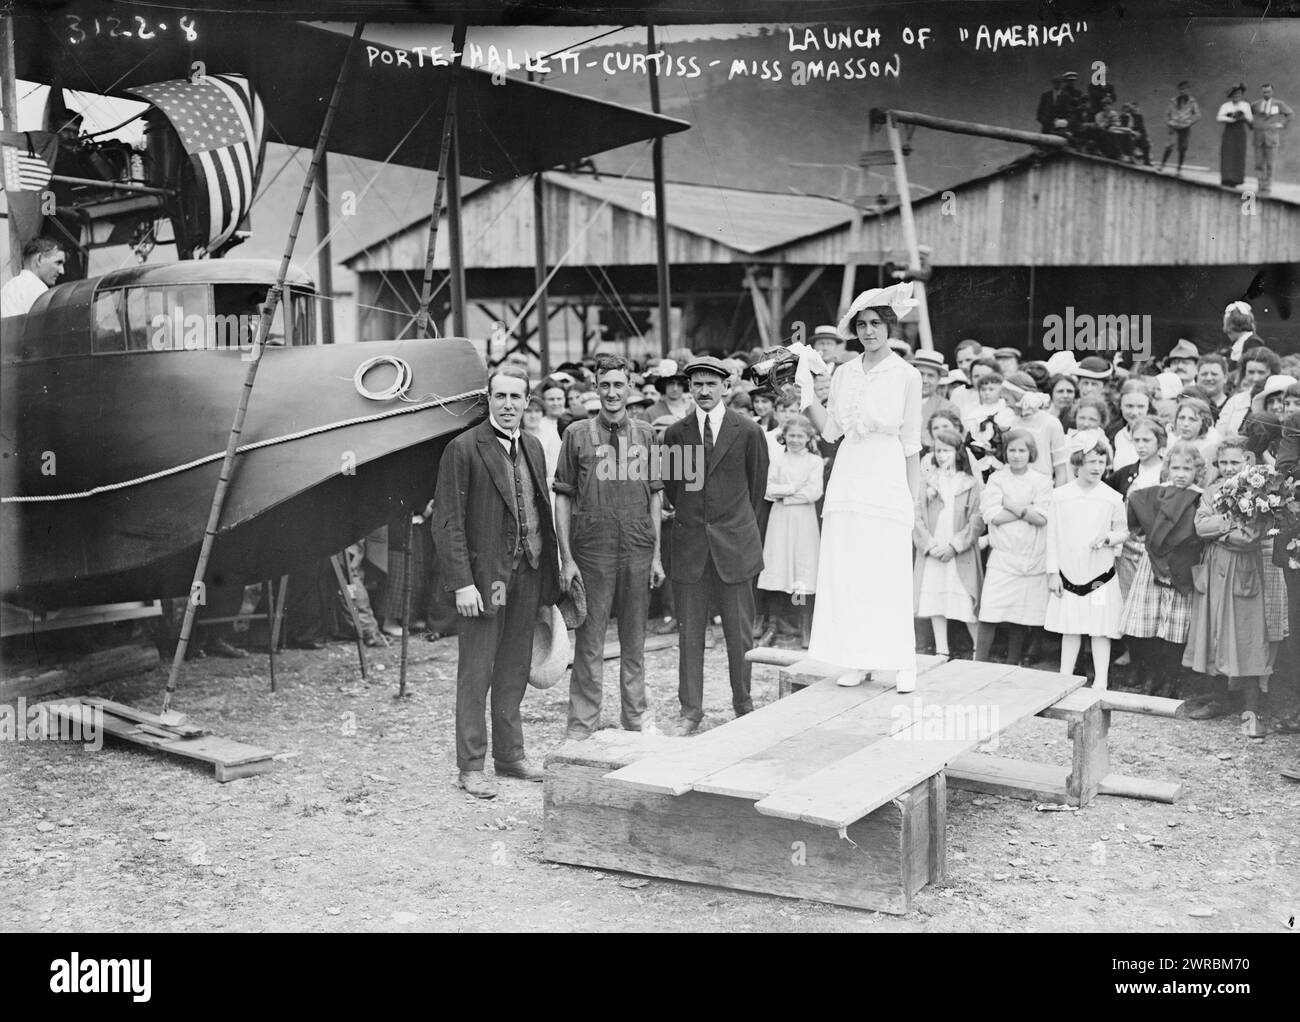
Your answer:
[1034,72,1292,192]
[246,291,1300,797]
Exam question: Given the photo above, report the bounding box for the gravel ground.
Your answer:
[2,629,1298,933]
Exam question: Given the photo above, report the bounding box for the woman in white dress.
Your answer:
[797,283,924,691]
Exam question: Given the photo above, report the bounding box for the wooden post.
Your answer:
[265,578,277,692]
[398,516,414,697]
[533,170,550,375]
[313,154,336,344]
[0,14,22,276]
[416,20,467,340]
[885,113,934,352]
[768,265,785,345]
[330,553,368,682]
[1066,701,1111,805]
[647,24,672,356]
[161,23,366,716]
[447,117,467,338]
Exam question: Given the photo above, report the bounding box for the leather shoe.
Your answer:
[1188,700,1232,720]
[458,770,497,799]
[494,758,544,782]
[207,637,248,659]
[649,616,678,635]
[676,716,701,736]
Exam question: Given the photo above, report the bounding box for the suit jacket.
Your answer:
[1272,411,1300,568]
[662,408,769,583]
[431,418,560,614]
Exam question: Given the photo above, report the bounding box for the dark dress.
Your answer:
[1219,107,1250,187]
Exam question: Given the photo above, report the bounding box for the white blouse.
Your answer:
[824,351,923,456]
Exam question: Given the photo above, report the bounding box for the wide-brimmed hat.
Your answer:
[911,350,946,373]
[837,282,919,340]
[1252,374,1299,412]
[1166,338,1200,362]
[1227,82,1246,98]
[557,573,587,630]
[529,603,571,689]
[1045,350,1079,376]
[941,367,969,387]
[1074,356,1114,380]
[811,324,842,345]
[652,358,688,392]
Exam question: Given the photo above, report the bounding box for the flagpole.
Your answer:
[1,13,23,275]
[161,22,366,716]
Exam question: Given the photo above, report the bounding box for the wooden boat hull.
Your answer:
[1,338,486,609]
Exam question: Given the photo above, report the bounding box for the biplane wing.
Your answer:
[12,3,690,180]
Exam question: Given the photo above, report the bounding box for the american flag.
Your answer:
[1,142,53,192]
[129,74,266,252]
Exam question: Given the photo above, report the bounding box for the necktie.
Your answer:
[495,427,517,461]
[703,414,714,465]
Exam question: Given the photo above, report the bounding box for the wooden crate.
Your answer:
[543,730,945,914]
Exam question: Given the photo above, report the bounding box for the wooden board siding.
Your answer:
[767,152,1300,267]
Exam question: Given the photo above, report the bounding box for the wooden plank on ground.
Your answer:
[946,753,1071,803]
[1098,773,1182,803]
[753,663,1082,828]
[694,658,1026,800]
[34,699,275,782]
[82,697,207,738]
[0,644,160,701]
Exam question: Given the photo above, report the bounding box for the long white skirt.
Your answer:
[807,513,916,671]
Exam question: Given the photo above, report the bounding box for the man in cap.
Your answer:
[553,355,666,743]
[1252,83,1293,197]
[1037,71,1080,138]
[1164,338,1200,385]
[1072,355,1114,400]
[661,356,769,734]
[993,346,1022,376]
[432,365,561,799]
[1160,80,1201,174]
[912,349,958,425]
[810,324,844,364]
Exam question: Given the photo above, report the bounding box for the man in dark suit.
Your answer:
[661,356,769,734]
[432,365,561,798]
[1036,72,1080,138]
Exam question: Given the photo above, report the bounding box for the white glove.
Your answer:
[789,342,829,410]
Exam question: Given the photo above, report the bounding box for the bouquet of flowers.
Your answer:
[1211,465,1299,534]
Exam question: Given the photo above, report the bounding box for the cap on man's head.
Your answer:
[1074,356,1114,380]
[1177,80,1190,89]
[1060,71,1078,81]
[994,347,1022,360]
[1167,338,1200,362]
[684,355,731,380]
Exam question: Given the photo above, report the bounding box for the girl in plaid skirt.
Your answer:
[1118,442,1206,695]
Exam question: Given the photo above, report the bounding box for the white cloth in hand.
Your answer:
[789,342,830,409]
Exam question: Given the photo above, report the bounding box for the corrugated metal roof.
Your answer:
[341,172,854,266]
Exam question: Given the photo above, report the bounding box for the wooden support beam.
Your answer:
[780,266,825,319]
[1065,701,1110,805]
[768,264,785,342]
[744,267,772,347]
[1099,691,1187,718]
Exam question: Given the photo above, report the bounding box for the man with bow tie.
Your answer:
[432,364,561,799]
[661,356,769,734]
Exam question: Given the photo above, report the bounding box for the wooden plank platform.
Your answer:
[33,698,275,782]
